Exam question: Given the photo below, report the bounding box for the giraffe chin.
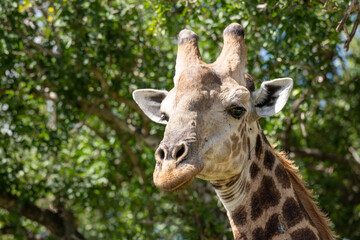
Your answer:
[153,162,202,192]
[156,176,194,192]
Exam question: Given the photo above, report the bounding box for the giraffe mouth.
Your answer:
[153,160,203,192]
[160,176,194,192]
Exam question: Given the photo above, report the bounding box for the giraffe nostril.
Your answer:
[159,149,165,160]
[173,143,187,161]
[156,147,166,161]
[176,145,185,159]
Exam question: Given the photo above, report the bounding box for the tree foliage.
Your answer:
[0,0,360,239]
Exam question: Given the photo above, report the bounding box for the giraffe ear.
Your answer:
[132,89,168,124]
[252,78,293,117]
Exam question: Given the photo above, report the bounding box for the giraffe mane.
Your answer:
[274,150,337,240]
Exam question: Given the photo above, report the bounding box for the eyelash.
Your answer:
[227,105,246,119]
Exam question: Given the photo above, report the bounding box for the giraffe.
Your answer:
[132,23,335,239]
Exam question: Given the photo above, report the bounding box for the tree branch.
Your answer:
[31,85,159,148]
[89,67,151,135]
[336,0,356,31]
[334,0,360,50]
[344,10,360,50]
[317,0,360,50]
[0,193,85,240]
[78,100,160,148]
[289,147,360,174]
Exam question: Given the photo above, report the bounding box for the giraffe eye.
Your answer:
[160,113,169,121]
[227,106,246,119]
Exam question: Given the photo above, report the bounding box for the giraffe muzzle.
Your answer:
[153,142,203,191]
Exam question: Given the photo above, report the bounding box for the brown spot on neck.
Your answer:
[282,197,304,228]
[275,164,291,188]
[291,228,317,240]
[255,134,262,158]
[250,162,260,179]
[263,150,275,170]
[250,176,281,221]
[231,205,247,226]
[252,214,282,240]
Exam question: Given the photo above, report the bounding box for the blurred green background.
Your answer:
[1,0,360,239]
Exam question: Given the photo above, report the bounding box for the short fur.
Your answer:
[274,151,336,240]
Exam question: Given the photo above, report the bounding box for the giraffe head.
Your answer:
[133,23,293,191]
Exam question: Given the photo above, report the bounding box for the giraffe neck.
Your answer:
[211,130,323,240]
